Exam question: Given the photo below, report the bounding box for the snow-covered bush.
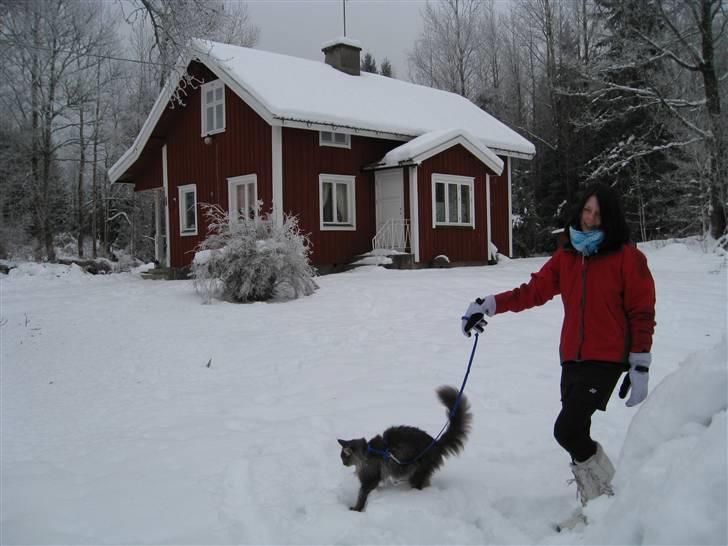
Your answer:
[191,204,318,303]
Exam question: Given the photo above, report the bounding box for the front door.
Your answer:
[374,169,405,250]
[154,188,168,267]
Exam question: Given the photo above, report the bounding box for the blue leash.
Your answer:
[367,330,482,465]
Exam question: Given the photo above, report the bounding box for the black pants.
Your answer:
[553,361,625,463]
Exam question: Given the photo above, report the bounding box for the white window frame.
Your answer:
[200,80,226,137]
[178,184,198,236]
[431,173,475,228]
[319,130,351,149]
[319,174,356,231]
[227,174,258,223]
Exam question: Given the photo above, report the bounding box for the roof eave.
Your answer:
[412,134,504,175]
[488,147,535,160]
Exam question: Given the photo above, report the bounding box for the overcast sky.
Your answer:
[247,0,429,80]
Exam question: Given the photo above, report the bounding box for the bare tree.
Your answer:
[408,0,484,99]
[126,0,260,89]
[0,0,116,260]
[642,0,727,238]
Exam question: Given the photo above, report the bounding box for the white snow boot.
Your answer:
[556,443,616,532]
[570,441,615,506]
[555,510,587,532]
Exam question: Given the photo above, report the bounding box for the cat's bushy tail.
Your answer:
[436,385,472,458]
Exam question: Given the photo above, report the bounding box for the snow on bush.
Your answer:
[191,204,318,304]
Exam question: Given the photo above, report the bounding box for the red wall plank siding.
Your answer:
[489,156,511,257]
[164,80,272,268]
[415,145,492,264]
[132,146,163,192]
[281,128,400,266]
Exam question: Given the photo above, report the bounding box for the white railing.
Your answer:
[372,219,411,253]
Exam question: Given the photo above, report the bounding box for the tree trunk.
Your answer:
[581,0,589,64]
[30,3,42,259]
[41,36,58,262]
[77,106,86,257]
[698,0,726,238]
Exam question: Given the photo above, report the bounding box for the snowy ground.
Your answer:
[1,239,726,545]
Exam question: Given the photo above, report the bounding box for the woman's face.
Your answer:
[580,195,601,231]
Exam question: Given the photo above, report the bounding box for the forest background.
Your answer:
[1,0,725,264]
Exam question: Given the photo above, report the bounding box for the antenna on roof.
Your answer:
[343,0,347,36]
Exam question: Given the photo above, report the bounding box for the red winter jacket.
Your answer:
[494,244,656,364]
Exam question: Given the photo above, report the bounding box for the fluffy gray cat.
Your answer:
[338,385,472,511]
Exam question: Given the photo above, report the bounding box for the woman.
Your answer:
[462,183,656,522]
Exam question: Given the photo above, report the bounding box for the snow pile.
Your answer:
[576,339,727,545]
[6,261,88,281]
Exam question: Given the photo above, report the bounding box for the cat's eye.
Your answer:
[343,448,352,456]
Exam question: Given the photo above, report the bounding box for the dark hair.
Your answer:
[568,183,630,252]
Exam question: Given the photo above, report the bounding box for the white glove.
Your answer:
[625,352,651,407]
[461,295,496,337]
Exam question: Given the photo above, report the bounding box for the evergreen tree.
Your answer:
[581,0,686,240]
[361,52,378,73]
[380,58,393,77]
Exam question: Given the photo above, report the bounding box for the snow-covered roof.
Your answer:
[373,128,504,175]
[110,39,534,183]
[195,39,534,156]
[321,36,362,50]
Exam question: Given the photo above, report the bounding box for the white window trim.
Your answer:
[178,184,198,236]
[431,173,475,228]
[227,174,258,223]
[319,130,351,149]
[200,80,226,137]
[319,174,356,231]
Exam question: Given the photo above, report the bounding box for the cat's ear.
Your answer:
[338,439,348,447]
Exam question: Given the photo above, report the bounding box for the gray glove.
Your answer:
[461,295,496,337]
[625,352,651,407]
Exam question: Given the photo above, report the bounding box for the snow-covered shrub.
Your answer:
[191,204,318,303]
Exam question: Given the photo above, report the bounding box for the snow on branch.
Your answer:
[587,136,704,180]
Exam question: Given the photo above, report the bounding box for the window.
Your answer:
[201,80,225,136]
[319,174,356,230]
[432,174,475,227]
[319,130,351,149]
[178,184,198,236]
[228,174,258,222]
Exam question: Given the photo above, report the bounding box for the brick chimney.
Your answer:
[321,37,362,76]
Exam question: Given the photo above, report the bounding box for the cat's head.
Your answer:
[337,438,366,467]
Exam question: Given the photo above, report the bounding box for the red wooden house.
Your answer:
[109,38,535,273]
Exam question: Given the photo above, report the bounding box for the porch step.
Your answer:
[386,253,415,269]
[140,267,172,280]
[350,250,415,270]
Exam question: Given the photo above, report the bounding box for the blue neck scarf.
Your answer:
[569,226,605,256]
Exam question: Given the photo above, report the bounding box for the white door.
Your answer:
[154,188,167,267]
[375,169,405,250]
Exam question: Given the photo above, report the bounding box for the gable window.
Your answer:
[178,184,198,236]
[228,174,258,222]
[319,131,351,149]
[319,174,356,230]
[201,80,225,136]
[432,174,475,228]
